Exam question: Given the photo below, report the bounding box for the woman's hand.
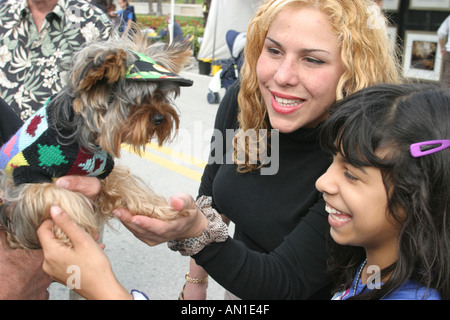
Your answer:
[55,176,101,200]
[114,192,209,247]
[37,206,132,300]
[54,176,209,246]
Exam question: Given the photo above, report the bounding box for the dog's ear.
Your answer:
[77,48,128,93]
[167,41,193,74]
[155,41,193,75]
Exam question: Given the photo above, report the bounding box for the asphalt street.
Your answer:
[48,62,232,300]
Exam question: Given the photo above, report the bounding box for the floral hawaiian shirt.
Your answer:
[0,0,114,121]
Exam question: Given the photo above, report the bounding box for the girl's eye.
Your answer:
[344,171,358,181]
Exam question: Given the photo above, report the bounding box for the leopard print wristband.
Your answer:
[167,196,228,256]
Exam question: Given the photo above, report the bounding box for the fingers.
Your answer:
[36,219,58,250]
[38,207,104,251]
[38,207,79,247]
[49,206,92,247]
[114,208,164,234]
[55,176,101,199]
[113,208,179,246]
[169,196,185,212]
[169,192,196,211]
[112,193,204,246]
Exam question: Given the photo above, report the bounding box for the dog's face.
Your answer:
[118,88,180,150]
[67,31,193,157]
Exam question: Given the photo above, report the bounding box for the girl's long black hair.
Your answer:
[319,83,450,299]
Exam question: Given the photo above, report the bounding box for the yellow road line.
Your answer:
[146,142,207,169]
[121,144,205,182]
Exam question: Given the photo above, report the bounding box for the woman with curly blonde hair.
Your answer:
[176,0,401,300]
[37,0,404,300]
[236,0,401,172]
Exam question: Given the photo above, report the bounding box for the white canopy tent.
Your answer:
[197,0,263,61]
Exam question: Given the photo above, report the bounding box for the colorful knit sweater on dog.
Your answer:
[0,97,114,185]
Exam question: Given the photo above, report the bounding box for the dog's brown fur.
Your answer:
[0,25,193,249]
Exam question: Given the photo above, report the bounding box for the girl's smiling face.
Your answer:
[256,6,344,133]
[315,152,402,255]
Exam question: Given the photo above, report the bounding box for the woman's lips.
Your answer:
[270,92,305,115]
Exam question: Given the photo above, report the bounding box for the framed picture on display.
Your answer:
[403,31,443,82]
[410,0,450,10]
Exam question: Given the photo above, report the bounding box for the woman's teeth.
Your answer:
[273,96,304,107]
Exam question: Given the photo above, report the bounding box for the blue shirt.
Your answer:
[332,264,442,300]
[118,5,136,33]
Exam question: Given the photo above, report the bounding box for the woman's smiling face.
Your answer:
[256,6,344,133]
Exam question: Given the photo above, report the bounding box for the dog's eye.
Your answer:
[152,114,165,125]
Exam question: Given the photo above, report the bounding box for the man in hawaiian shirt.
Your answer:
[0,0,114,121]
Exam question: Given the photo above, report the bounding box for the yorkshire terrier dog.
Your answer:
[0,27,193,249]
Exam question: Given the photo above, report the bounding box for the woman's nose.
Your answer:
[273,57,300,87]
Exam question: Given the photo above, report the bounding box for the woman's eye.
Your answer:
[267,47,282,55]
[304,57,325,64]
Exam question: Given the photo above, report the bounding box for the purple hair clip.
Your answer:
[410,140,450,158]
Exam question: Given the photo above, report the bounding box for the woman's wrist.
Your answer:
[79,282,133,300]
[190,204,209,238]
[168,196,229,256]
[76,269,133,300]
[185,271,208,284]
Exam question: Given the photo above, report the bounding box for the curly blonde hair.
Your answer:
[235,0,402,172]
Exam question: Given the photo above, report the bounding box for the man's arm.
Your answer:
[0,230,52,299]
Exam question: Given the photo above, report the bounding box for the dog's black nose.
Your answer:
[152,114,165,125]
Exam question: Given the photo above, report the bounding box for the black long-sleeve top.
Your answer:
[0,97,22,146]
[193,82,333,299]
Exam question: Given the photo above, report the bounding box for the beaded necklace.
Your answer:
[353,259,368,296]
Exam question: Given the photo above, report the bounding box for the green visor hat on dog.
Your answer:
[126,51,193,86]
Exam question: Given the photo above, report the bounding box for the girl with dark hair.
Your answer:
[316,83,449,300]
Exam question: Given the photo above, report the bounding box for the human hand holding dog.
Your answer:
[113,192,209,246]
[0,176,99,299]
[55,176,101,199]
[54,176,208,246]
[37,206,133,300]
